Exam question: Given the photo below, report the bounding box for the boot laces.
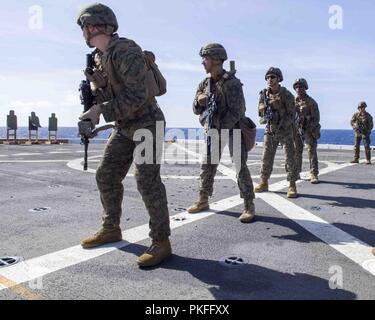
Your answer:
[147,242,161,253]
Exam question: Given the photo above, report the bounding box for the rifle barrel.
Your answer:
[83,138,89,171]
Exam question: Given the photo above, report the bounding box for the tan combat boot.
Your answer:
[254,179,269,193]
[137,238,172,268]
[239,200,255,223]
[310,174,319,184]
[287,181,298,198]
[350,159,359,164]
[187,194,209,213]
[81,227,122,249]
[372,247,375,256]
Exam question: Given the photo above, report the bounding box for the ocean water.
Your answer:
[0,127,373,146]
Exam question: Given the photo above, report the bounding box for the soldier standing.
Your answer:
[76,3,171,268]
[254,67,298,198]
[187,44,256,223]
[293,78,321,184]
[350,102,373,164]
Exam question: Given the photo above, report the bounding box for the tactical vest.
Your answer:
[106,55,157,121]
[201,72,256,151]
[102,38,165,122]
[261,87,291,130]
[296,96,313,118]
[212,71,246,124]
[355,112,373,135]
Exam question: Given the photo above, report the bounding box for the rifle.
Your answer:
[262,91,274,136]
[262,90,276,148]
[199,61,237,155]
[79,53,95,171]
[357,122,365,135]
[200,78,218,155]
[295,112,305,143]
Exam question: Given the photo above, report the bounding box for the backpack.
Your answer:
[143,50,167,97]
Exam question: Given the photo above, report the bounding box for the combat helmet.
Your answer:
[199,43,228,61]
[265,67,283,82]
[293,78,309,90]
[77,3,118,33]
[358,101,367,108]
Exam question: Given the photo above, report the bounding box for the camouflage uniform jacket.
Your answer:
[295,94,320,133]
[193,71,246,130]
[351,111,373,136]
[95,34,162,134]
[258,86,296,134]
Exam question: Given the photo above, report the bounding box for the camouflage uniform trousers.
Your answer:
[95,124,171,242]
[354,133,371,161]
[295,131,319,175]
[260,131,298,182]
[199,130,255,201]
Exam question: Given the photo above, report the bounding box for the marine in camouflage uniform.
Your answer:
[187,44,256,223]
[77,3,171,268]
[254,67,298,198]
[350,102,373,164]
[293,78,321,184]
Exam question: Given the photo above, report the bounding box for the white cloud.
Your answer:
[9,100,53,109]
[158,61,202,73]
[1,1,374,130]
[59,91,81,107]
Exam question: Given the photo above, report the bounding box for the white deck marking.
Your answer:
[257,192,375,276]
[175,142,375,276]
[4,158,354,291]
[0,193,244,291]
[66,155,290,180]
[11,153,42,156]
[0,160,70,163]
[1,143,374,291]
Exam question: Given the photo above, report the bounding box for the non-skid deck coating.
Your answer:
[0,141,374,300]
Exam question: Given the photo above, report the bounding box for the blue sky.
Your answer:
[0,0,374,128]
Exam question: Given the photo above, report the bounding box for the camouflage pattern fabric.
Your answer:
[351,111,373,136]
[93,34,170,241]
[199,129,255,201]
[96,123,171,242]
[351,111,373,161]
[77,3,118,32]
[193,71,254,200]
[199,43,228,61]
[294,94,320,175]
[353,134,371,161]
[193,71,246,130]
[258,87,298,181]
